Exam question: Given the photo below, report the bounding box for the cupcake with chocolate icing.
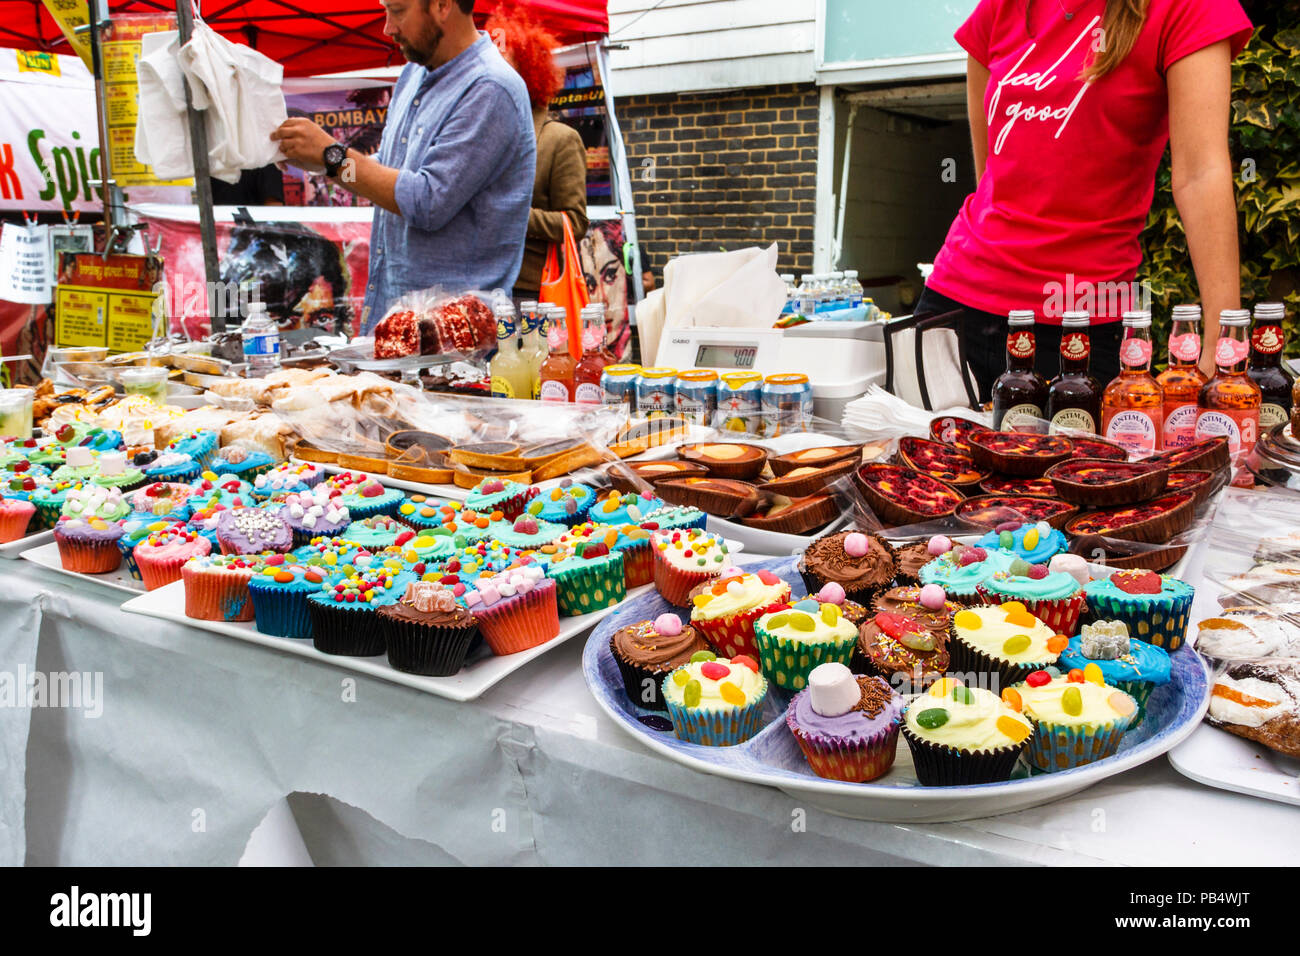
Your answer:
[892,540,939,585]
[376,580,480,676]
[785,663,903,781]
[856,583,954,690]
[610,612,709,711]
[797,530,896,605]
[809,581,870,627]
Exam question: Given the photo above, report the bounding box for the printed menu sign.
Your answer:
[54,252,162,352]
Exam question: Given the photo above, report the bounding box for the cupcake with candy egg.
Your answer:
[376,580,480,675]
[531,479,594,528]
[247,555,332,639]
[977,556,1086,636]
[901,676,1034,785]
[856,583,955,691]
[215,508,293,556]
[165,429,218,470]
[0,497,35,543]
[181,552,262,622]
[484,513,567,551]
[326,471,405,520]
[395,494,461,532]
[949,602,1069,689]
[187,471,256,510]
[917,542,1017,606]
[339,513,408,551]
[809,581,870,627]
[785,662,903,781]
[797,530,896,605]
[688,569,792,660]
[610,612,710,711]
[661,650,768,746]
[251,460,323,499]
[1083,569,1194,651]
[137,450,201,484]
[1006,667,1138,772]
[88,451,145,492]
[1057,620,1170,728]
[52,515,126,574]
[128,481,193,522]
[275,486,350,546]
[754,597,860,691]
[463,564,559,654]
[463,478,535,521]
[542,540,626,616]
[976,520,1068,565]
[589,489,662,527]
[306,562,415,656]
[651,527,733,606]
[134,525,211,590]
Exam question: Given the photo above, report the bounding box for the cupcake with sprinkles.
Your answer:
[50,445,98,483]
[340,513,408,551]
[662,650,768,746]
[247,556,333,639]
[307,562,415,656]
[136,450,201,484]
[165,430,219,470]
[182,552,262,622]
[31,479,85,529]
[276,486,350,546]
[251,460,323,499]
[561,521,655,588]
[134,526,211,590]
[463,478,535,521]
[688,569,791,660]
[215,507,293,555]
[464,564,558,655]
[1057,620,1170,727]
[754,597,860,691]
[187,471,256,510]
[797,530,896,605]
[639,503,708,532]
[1006,668,1137,773]
[117,517,179,579]
[589,489,661,527]
[327,471,405,520]
[128,482,193,521]
[901,677,1034,785]
[530,479,594,527]
[785,663,903,781]
[651,527,733,606]
[609,612,709,711]
[53,515,126,574]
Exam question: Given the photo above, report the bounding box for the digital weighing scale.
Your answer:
[654,320,887,423]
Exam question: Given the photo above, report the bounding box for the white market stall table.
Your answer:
[4,558,1297,866]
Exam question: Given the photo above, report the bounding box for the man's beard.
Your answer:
[400,23,444,67]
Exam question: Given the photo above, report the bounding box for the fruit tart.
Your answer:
[1065,435,1128,461]
[1147,436,1230,473]
[1064,489,1197,545]
[896,436,987,489]
[853,463,962,527]
[979,476,1057,497]
[967,431,1073,477]
[1163,469,1215,504]
[1046,458,1169,507]
[953,494,1077,531]
[928,416,993,452]
[757,457,856,498]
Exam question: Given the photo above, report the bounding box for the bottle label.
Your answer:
[242,332,279,357]
[1104,408,1160,455]
[1261,403,1288,431]
[1215,336,1250,367]
[1195,407,1257,456]
[1060,332,1090,362]
[1007,331,1035,361]
[539,380,570,403]
[496,318,515,341]
[574,382,603,405]
[490,376,515,399]
[1050,408,1096,434]
[1002,403,1045,432]
[1162,402,1200,448]
[1119,338,1152,368]
[1168,333,1201,363]
[1252,325,1284,355]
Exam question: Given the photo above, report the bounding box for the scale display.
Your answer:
[694,344,758,369]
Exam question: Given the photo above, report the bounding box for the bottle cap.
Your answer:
[1171,304,1202,320]
[1253,302,1286,320]
[1007,310,1035,324]
[1061,310,1090,327]
[1122,311,1152,327]
[1219,309,1250,327]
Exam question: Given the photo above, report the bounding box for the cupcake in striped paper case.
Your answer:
[52,516,126,574]
[134,526,211,590]
[785,663,903,781]
[181,552,263,622]
[688,569,791,660]
[976,556,1086,637]
[464,564,559,655]
[662,650,768,746]
[651,527,733,606]
[1006,668,1138,773]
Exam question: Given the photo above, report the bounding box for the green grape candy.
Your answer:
[1009,557,1031,577]
[689,650,717,664]
[916,708,950,729]
[528,499,544,516]
[1002,633,1031,655]
[999,531,1014,549]
[951,686,975,705]
[683,679,702,708]
[1061,685,1083,716]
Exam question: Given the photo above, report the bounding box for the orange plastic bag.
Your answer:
[539,212,590,361]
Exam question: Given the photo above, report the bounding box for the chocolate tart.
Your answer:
[386,430,453,459]
[293,440,338,464]
[768,444,862,477]
[609,417,691,458]
[450,465,533,489]
[1064,489,1197,545]
[967,431,1073,477]
[953,494,1077,531]
[385,431,455,483]
[1164,469,1216,504]
[896,436,988,488]
[677,442,768,481]
[1066,436,1128,461]
[741,493,839,534]
[1067,534,1187,573]
[757,457,856,498]
[607,460,710,494]
[1147,436,1230,473]
[978,476,1057,497]
[929,416,994,452]
[655,477,760,518]
[853,463,962,527]
[448,441,526,471]
[1046,458,1169,506]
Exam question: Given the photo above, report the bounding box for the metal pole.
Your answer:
[175,0,224,332]
[85,0,122,246]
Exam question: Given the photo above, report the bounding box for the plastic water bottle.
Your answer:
[829,271,846,310]
[779,274,797,315]
[798,274,816,318]
[241,301,281,377]
[845,270,865,309]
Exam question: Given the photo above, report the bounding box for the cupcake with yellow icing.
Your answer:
[900,677,1034,785]
[754,597,858,691]
[689,569,792,659]
[662,650,768,746]
[948,602,1069,690]
[1006,668,1137,773]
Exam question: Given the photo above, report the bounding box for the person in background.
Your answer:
[641,247,656,296]
[210,165,284,206]
[272,0,535,334]
[916,0,1252,402]
[486,8,589,303]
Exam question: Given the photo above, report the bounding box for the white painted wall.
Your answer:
[605,0,816,97]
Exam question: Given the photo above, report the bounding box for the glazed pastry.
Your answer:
[1196,604,1300,661]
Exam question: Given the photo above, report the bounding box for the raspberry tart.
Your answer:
[967,431,1073,477]
[853,463,962,527]
[1046,458,1169,507]
[954,494,1077,531]
[979,476,1058,497]
[1164,469,1215,503]
[1066,435,1128,461]
[928,416,993,452]
[1147,436,1230,473]
[1064,489,1197,544]
[896,437,988,489]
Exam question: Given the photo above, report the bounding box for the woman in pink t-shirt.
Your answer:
[919,0,1253,402]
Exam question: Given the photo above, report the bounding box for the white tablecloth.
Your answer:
[3,558,1296,866]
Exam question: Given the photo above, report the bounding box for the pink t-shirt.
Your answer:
[927,0,1252,324]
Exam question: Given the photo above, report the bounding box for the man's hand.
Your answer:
[271,118,334,173]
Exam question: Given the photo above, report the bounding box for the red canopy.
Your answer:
[0,0,608,75]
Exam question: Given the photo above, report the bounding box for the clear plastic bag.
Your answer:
[371,288,498,361]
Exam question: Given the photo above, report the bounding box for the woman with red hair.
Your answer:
[487,8,589,301]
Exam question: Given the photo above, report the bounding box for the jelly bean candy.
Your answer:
[997,716,1031,743]
[1001,687,1023,712]
[689,650,717,663]
[683,679,702,708]
[1108,691,1136,717]
[1001,601,1027,614]
[1023,528,1039,551]
[1061,685,1083,716]
[951,685,975,705]
[765,613,789,630]
[672,670,690,686]
[1047,634,1070,654]
[1005,610,1039,630]
[730,655,760,673]
[1084,662,1105,685]
[1009,557,1031,577]
[756,570,781,586]
[793,598,819,613]
[1067,668,1084,683]
[820,604,841,626]
[999,531,1014,550]
[915,708,949,729]
[719,682,746,706]
[700,661,730,681]
[898,628,936,652]
[953,609,982,630]
[1027,564,1049,580]
[1025,670,1051,687]
[788,612,815,632]
[928,676,961,698]
[1002,634,1031,655]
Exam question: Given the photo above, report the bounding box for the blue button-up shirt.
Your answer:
[361,34,535,332]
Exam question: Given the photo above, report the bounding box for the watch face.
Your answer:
[324,144,345,167]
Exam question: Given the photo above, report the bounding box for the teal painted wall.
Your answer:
[823,0,979,64]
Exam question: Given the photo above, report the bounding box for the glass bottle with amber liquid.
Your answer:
[573,304,611,406]
[1155,304,1209,448]
[1047,310,1101,434]
[1101,311,1163,456]
[1247,301,1292,436]
[992,310,1049,432]
[1197,309,1261,486]
[538,307,577,403]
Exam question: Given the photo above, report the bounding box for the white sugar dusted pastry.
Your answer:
[1196,604,1300,661]
[1218,562,1300,608]
[1207,660,1300,759]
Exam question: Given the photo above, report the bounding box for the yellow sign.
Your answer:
[39,0,92,70]
[16,50,60,75]
[101,40,141,84]
[107,293,157,352]
[105,81,138,127]
[55,287,109,348]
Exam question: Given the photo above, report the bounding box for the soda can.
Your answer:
[635,367,677,419]
[761,373,813,436]
[601,364,641,418]
[674,369,718,426]
[717,371,764,434]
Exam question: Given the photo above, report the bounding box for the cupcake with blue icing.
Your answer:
[1058,619,1170,727]
[138,450,202,483]
[247,556,333,639]
[165,430,219,470]
[463,478,534,521]
[188,471,257,510]
[210,445,276,480]
[128,481,193,521]
[327,472,404,520]
[917,543,1017,606]
[340,514,408,551]
[977,556,1086,636]
[640,504,708,532]
[530,480,595,527]
[251,461,323,499]
[1083,569,1195,651]
[588,489,662,526]
[485,513,567,551]
[976,521,1067,564]
[117,516,180,579]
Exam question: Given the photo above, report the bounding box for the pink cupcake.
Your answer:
[652,528,734,606]
[0,498,35,542]
[464,564,559,655]
[134,526,211,590]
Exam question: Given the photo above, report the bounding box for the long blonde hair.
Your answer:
[1081,0,1151,81]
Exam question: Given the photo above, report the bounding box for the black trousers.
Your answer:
[913,287,1122,405]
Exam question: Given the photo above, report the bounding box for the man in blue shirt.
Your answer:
[272,0,535,333]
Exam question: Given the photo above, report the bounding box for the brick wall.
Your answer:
[618,84,820,278]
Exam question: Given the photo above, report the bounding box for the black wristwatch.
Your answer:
[322,142,347,178]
